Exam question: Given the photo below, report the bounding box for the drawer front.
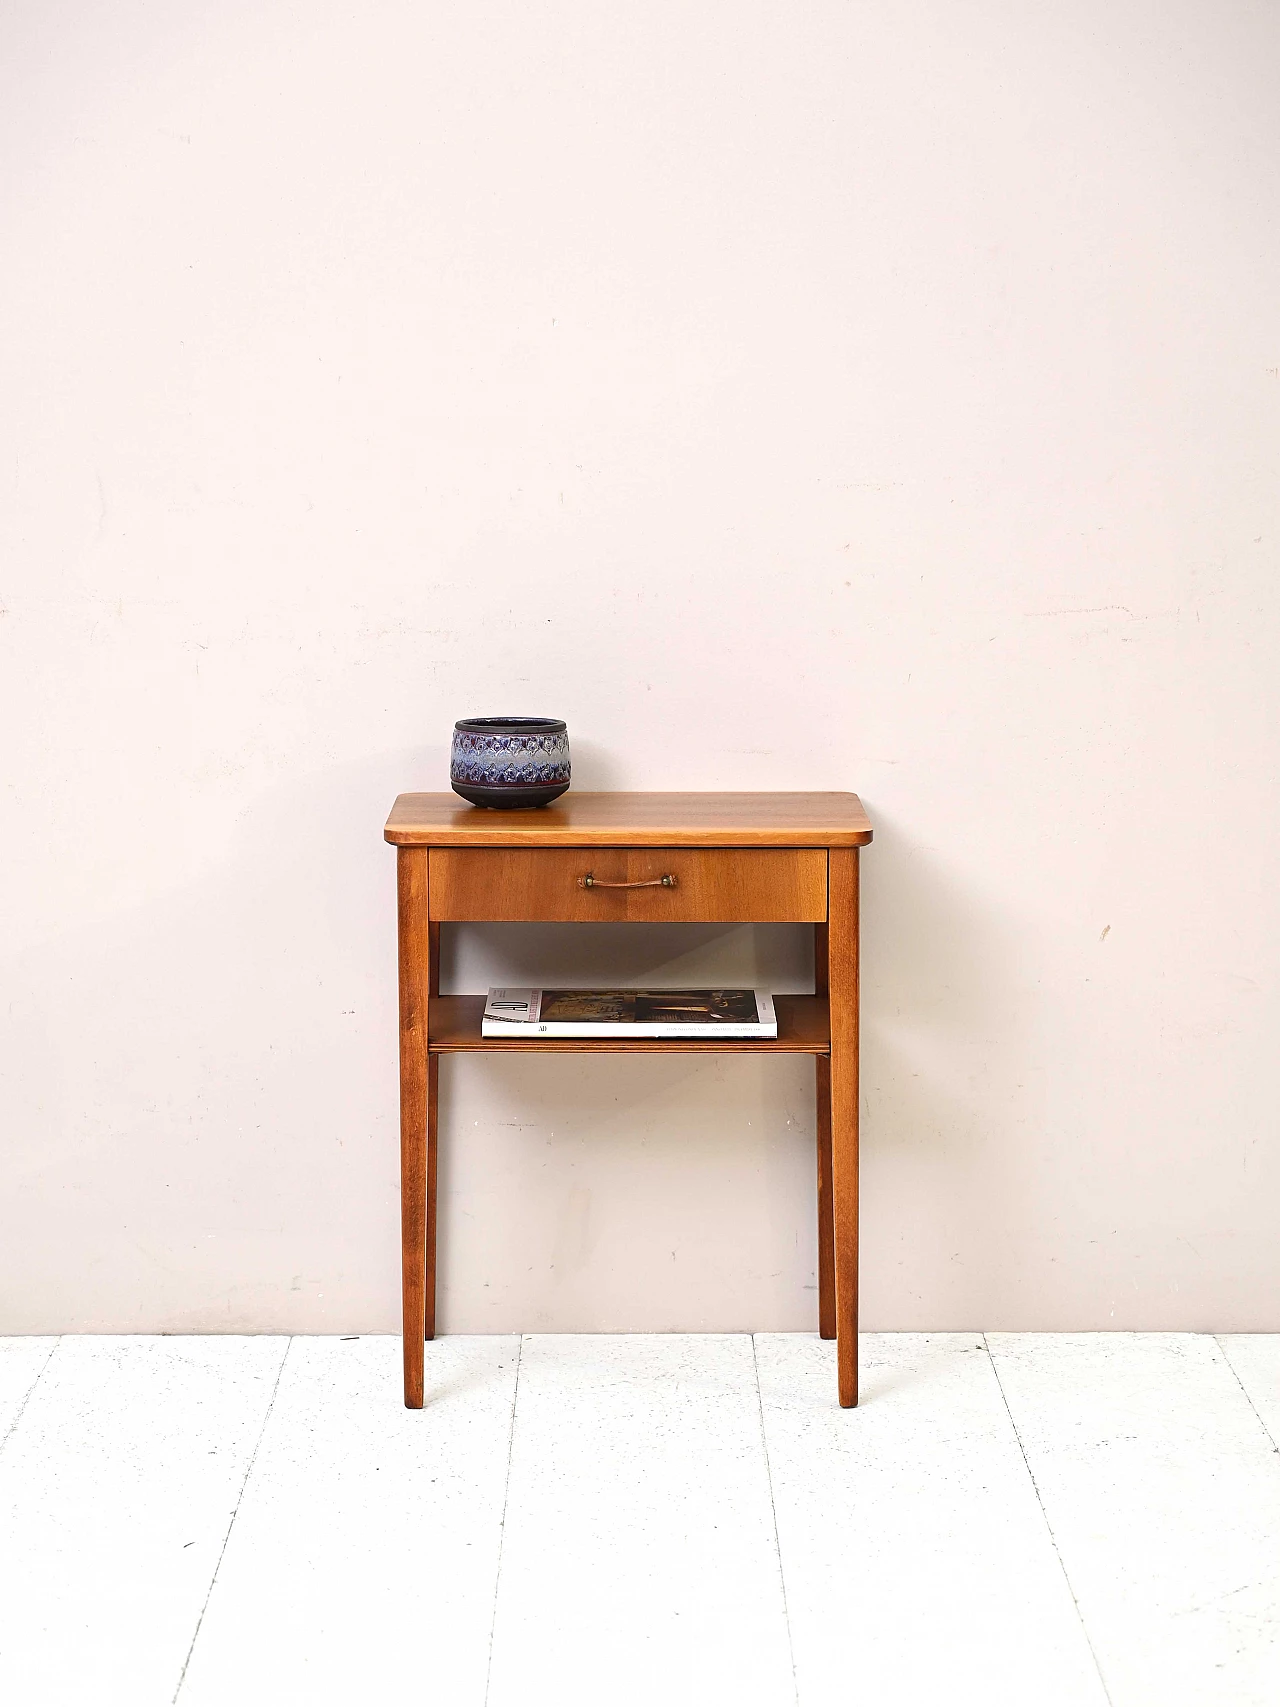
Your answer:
[429,847,827,922]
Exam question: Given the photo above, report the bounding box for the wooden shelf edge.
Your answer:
[427,994,830,1054]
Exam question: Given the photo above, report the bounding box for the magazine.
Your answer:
[482,988,778,1039]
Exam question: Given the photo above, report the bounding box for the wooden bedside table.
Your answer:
[384,791,872,1409]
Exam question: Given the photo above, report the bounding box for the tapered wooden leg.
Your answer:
[828,847,860,1407]
[424,921,440,1343]
[816,1056,836,1340]
[424,1053,438,1342]
[813,923,835,1339]
[398,846,430,1408]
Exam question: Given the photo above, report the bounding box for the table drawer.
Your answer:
[428,847,827,922]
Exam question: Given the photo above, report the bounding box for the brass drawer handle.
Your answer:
[578,872,678,890]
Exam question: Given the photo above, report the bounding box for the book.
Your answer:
[481,988,778,1039]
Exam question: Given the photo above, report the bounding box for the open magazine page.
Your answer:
[482,989,778,1038]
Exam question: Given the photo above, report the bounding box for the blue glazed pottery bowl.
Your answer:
[450,716,571,809]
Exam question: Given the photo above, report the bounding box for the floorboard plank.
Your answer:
[756,1333,1107,1707]
[0,1337,57,1439]
[486,1334,795,1707]
[1217,1334,1280,1447]
[177,1335,519,1707]
[988,1333,1280,1707]
[7,1332,1277,1706]
[0,1336,287,1707]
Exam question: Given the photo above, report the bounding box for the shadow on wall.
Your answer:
[1,747,445,1333]
[1,751,819,1334]
[557,737,626,790]
[433,1044,821,1334]
[2,770,1039,1334]
[859,807,1039,1328]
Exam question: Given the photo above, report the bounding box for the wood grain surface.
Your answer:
[428,847,828,922]
[396,846,430,1408]
[813,922,836,1341]
[828,846,860,1406]
[424,1054,438,1345]
[385,791,872,847]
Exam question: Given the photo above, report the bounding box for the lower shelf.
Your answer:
[427,994,830,1054]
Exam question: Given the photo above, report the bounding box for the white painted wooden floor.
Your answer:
[1,1335,1278,1706]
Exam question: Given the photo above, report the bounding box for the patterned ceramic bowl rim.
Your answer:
[454,717,566,735]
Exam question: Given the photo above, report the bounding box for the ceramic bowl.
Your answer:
[450,716,571,808]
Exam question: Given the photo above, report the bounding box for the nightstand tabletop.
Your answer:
[384,790,872,847]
